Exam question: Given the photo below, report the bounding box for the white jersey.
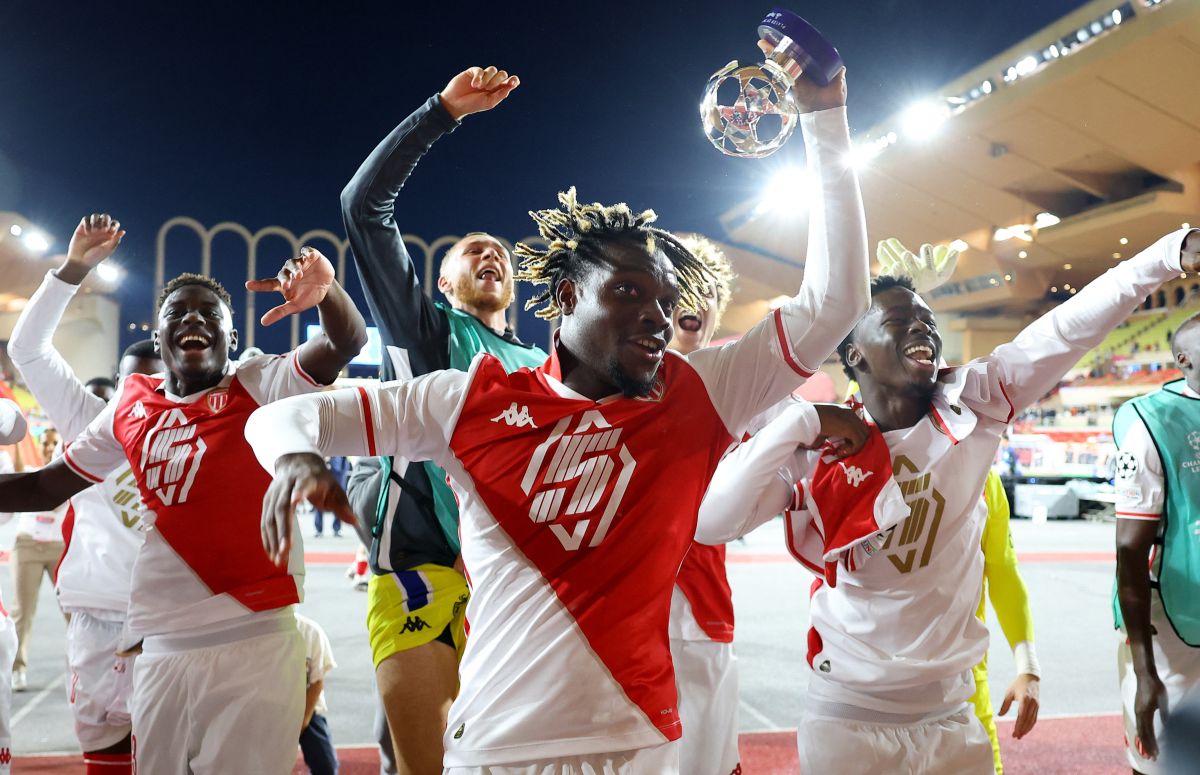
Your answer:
[63,353,323,639]
[8,270,146,613]
[699,228,1193,717]
[247,105,868,767]
[0,400,27,446]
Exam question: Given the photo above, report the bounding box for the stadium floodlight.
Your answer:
[95,264,122,283]
[1034,212,1061,228]
[757,167,811,215]
[8,225,21,237]
[1015,56,1039,77]
[23,232,50,253]
[949,239,968,252]
[1112,8,1123,23]
[901,101,948,141]
[994,228,1013,242]
[1018,250,1028,259]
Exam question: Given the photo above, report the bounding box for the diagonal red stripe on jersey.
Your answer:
[356,387,377,456]
[772,309,814,378]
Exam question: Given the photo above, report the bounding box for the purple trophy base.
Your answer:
[757,8,843,87]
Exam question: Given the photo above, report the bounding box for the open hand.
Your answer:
[440,66,520,121]
[65,213,124,271]
[261,452,356,566]
[808,403,870,459]
[999,673,1040,739]
[246,246,335,326]
[877,238,960,293]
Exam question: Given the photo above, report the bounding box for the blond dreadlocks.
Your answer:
[677,234,736,326]
[514,188,716,320]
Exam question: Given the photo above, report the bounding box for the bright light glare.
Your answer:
[8,225,21,237]
[1112,9,1122,24]
[1015,56,1039,76]
[994,228,1013,242]
[757,168,812,215]
[95,264,122,283]
[23,232,50,252]
[1035,212,1061,228]
[949,239,968,252]
[901,101,948,141]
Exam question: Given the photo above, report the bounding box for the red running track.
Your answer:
[13,713,1129,773]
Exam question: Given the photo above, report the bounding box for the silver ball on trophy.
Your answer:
[700,9,843,158]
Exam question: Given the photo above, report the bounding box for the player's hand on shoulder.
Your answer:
[60,213,125,283]
[245,246,335,326]
[262,452,356,567]
[439,66,520,120]
[808,403,869,459]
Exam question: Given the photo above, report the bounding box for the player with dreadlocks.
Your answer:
[699,230,1200,773]
[0,234,366,774]
[248,66,868,773]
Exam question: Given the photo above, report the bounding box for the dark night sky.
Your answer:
[0,0,1089,356]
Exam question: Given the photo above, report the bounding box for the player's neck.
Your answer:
[458,302,509,333]
[858,382,932,434]
[164,366,228,398]
[1186,373,1200,396]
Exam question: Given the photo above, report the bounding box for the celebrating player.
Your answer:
[698,229,1200,773]
[248,66,867,773]
[341,65,545,775]
[1113,310,1200,773]
[0,231,366,774]
[7,213,164,774]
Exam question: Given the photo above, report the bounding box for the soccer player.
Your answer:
[665,235,743,775]
[0,231,366,774]
[698,230,1200,773]
[1113,310,1200,774]
[6,213,164,773]
[340,65,546,774]
[248,66,867,773]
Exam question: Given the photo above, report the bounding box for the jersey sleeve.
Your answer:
[685,106,869,437]
[981,229,1192,414]
[1113,415,1164,521]
[695,401,821,545]
[8,271,107,441]
[61,383,130,484]
[0,400,27,446]
[236,351,328,405]
[981,472,1036,648]
[245,358,475,475]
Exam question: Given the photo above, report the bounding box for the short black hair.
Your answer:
[156,273,233,315]
[84,376,117,391]
[837,274,918,380]
[122,339,158,361]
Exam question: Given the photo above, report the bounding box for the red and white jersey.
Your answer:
[8,270,149,613]
[700,228,1192,717]
[669,545,734,643]
[62,353,322,638]
[247,102,870,769]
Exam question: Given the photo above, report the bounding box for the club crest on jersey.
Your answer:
[139,407,208,506]
[633,377,665,403]
[128,400,149,420]
[205,389,229,414]
[520,410,635,551]
[491,402,538,429]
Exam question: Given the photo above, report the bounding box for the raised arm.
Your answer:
[688,71,869,435]
[0,458,92,513]
[9,215,122,439]
[988,229,1200,413]
[246,247,368,385]
[340,66,519,375]
[245,364,471,564]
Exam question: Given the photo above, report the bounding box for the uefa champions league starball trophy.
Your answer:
[700,8,843,158]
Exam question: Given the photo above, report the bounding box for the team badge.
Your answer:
[1189,431,1200,453]
[633,377,665,403]
[1116,451,1140,480]
[206,389,229,414]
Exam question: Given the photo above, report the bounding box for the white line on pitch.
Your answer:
[12,676,63,729]
[739,697,781,730]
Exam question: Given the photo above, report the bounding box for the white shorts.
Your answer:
[65,611,135,750]
[1118,621,1200,774]
[0,616,15,774]
[443,742,678,775]
[796,704,995,775]
[132,624,305,775]
[670,637,740,775]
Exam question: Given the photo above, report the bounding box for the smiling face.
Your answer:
[669,281,720,355]
[557,239,680,397]
[845,286,942,397]
[437,234,515,316]
[153,284,237,389]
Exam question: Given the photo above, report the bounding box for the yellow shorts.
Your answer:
[367,563,469,668]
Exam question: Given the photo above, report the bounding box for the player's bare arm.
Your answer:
[1117,517,1166,759]
[262,452,354,566]
[55,213,125,286]
[0,458,92,513]
[246,247,368,385]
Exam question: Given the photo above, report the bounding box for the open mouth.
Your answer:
[477,267,502,282]
[678,314,702,333]
[628,336,665,363]
[177,333,212,352]
[902,343,936,367]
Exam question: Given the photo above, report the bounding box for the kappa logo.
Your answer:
[399,615,431,634]
[206,389,229,414]
[128,400,149,420]
[491,402,538,429]
[839,462,875,488]
[520,409,636,551]
[139,407,207,506]
[0,747,10,765]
